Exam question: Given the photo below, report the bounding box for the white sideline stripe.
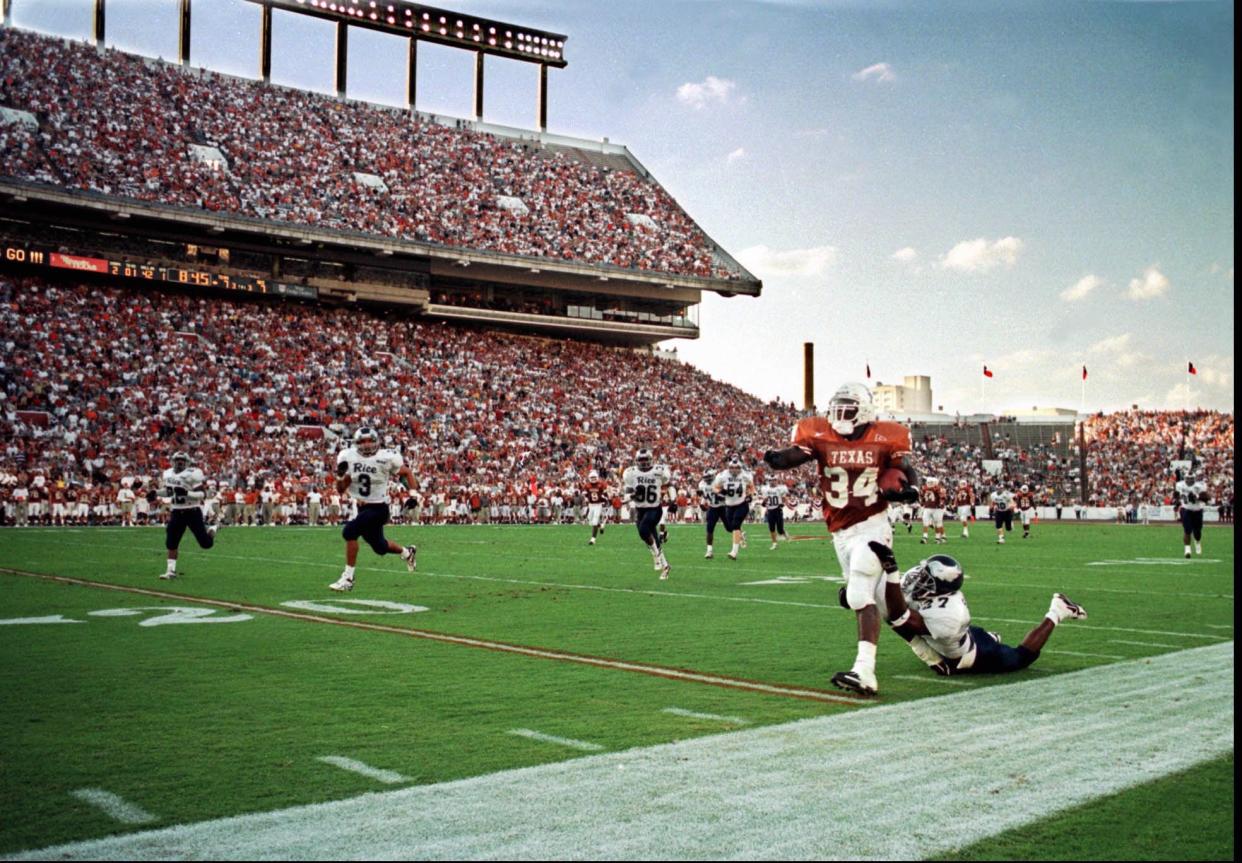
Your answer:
[893,674,974,687]
[15,644,1232,862]
[316,756,408,785]
[507,729,605,752]
[973,616,1228,641]
[1110,640,1184,650]
[1047,649,1125,660]
[1205,624,1233,630]
[661,707,751,725]
[68,789,157,825]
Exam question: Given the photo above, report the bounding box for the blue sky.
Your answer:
[11,0,1234,413]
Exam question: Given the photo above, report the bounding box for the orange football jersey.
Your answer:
[791,416,912,532]
[583,481,609,505]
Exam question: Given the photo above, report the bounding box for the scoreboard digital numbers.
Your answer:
[2,243,318,300]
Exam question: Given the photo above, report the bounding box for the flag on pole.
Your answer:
[1082,365,1088,381]
[865,362,871,380]
[1188,361,1197,375]
[983,365,994,378]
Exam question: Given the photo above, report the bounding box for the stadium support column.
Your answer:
[334,20,348,98]
[473,50,484,121]
[537,63,548,132]
[93,0,105,45]
[406,38,418,109]
[259,3,272,83]
[1078,421,1089,505]
[2,0,11,27]
[178,0,191,65]
[803,343,814,413]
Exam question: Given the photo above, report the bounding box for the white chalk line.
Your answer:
[14,643,1232,861]
[1109,640,1184,650]
[1205,624,1233,630]
[68,789,157,826]
[892,674,974,687]
[316,756,409,786]
[1046,649,1125,660]
[507,729,605,752]
[0,568,861,706]
[972,616,1227,642]
[661,707,751,725]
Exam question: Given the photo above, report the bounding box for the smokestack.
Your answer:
[803,342,814,413]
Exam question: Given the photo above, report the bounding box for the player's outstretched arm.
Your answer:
[763,447,813,470]
[335,460,351,494]
[867,541,930,636]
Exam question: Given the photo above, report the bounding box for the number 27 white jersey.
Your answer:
[337,447,403,504]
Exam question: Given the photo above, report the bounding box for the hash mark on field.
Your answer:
[1205,624,1233,630]
[69,789,157,825]
[1047,649,1125,660]
[0,568,863,706]
[661,707,750,725]
[893,674,974,687]
[1110,640,1184,650]
[317,756,409,785]
[508,729,605,752]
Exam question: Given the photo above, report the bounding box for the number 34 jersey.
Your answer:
[336,447,404,504]
[790,416,912,533]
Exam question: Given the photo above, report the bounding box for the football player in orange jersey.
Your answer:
[583,469,611,546]
[763,382,920,696]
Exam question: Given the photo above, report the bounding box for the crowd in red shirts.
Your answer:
[0,26,740,281]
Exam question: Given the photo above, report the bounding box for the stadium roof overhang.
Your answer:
[0,180,758,300]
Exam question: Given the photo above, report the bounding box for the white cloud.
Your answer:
[940,236,1024,273]
[676,76,737,110]
[737,244,838,278]
[1126,266,1170,300]
[891,247,918,263]
[725,147,747,165]
[852,62,896,84]
[1061,274,1103,302]
[1088,333,1133,354]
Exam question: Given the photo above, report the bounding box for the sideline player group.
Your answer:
[153,380,1215,696]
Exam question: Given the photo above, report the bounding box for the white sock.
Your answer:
[731,543,739,555]
[166,559,176,573]
[1045,611,1062,625]
[1194,542,1202,553]
[343,565,355,579]
[706,545,712,554]
[963,528,969,537]
[854,640,877,674]
[1184,545,1192,555]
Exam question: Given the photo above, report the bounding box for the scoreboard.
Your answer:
[1,243,318,300]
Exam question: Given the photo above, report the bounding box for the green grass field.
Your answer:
[0,520,1233,860]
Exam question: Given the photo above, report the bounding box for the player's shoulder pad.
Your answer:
[791,415,831,446]
[870,421,913,445]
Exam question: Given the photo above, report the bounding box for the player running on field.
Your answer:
[330,427,418,592]
[991,485,1015,544]
[1015,484,1037,538]
[864,541,1087,676]
[698,468,728,559]
[712,456,756,561]
[158,451,217,580]
[582,469,611,546]
[1175,466,1209,558]
[954,479,975,538]
[919,477,947,545]
[623,448,671,579]
[760,477,790,549]
[764,382,920,696]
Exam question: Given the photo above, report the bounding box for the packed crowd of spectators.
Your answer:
[0,26,741,281]
[0,275,800,524]
[1,275,1233,526]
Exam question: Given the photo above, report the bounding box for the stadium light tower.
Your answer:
[244,0,567,129]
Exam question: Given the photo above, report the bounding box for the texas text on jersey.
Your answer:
[790,415,913,532]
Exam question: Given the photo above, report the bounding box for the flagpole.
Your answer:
[1185,358,1190,412]
[1080,366,1085,415]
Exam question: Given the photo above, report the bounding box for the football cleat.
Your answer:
[159,571,176,581]
[727,551,738,561]
[704,549,713,559]
[329,575,354,592]
[659,562,670,581]
[831,669,878,696]
[402,545,417,572]
[207,525,218,539]
[770,542,778,551]
[1051,593,1087,621]
[998,536,1005,544]
[589,537,595,546]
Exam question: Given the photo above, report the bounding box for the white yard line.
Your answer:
[16,643,1231,861]
[507,729,605,752]
[892,674,974,687]
[1205,624,1233,630]
[1109,640,1184,650]
[316,756,408,785]
[68,789,157,826]
[972,616,1228,641]
[661,707,751,725]
[1045,649,1125,660]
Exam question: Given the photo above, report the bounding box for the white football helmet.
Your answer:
[636,448,653,471]
[1020,484,1030,493]
[826,382,877,436]
[925,477,939,487]
[588,469,599,481]
[958,479,968,488]
[171,451,191,472]
[728,455,743,475]
[354,427,380,457]
[901,555,965,602]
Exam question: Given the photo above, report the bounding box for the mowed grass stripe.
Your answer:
[15,643,1232,861]
[0,568,862,706]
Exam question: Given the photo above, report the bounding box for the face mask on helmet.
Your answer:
[636,450,653,470]
[355,429,379,456]
[172,453,190,472]
[826,383,876,435]
[901,555,965,602]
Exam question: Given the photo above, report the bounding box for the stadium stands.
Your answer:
[0,27,742,282]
